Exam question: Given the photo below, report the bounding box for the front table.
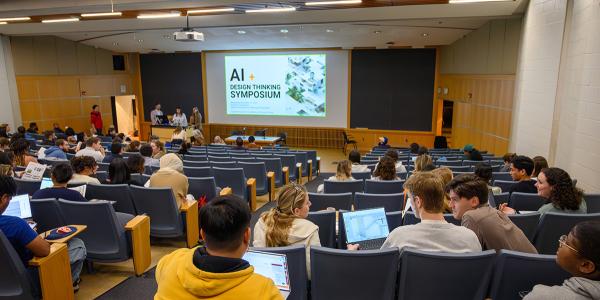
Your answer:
[225,135,281,146]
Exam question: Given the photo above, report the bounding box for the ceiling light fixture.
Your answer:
[373,30,382,34]
[449,0,513,3]
[326,29,334,33]
[0,17,31,22]
[42,17,80,23]
[246,7,296,13]
[237,30,246,34]
[137,12,181,19]
[306,0,361,6]
[188,8,235,14]
[280,29,289,33]
[81,12,122,17]
[0,22,6,25]
[421,33,429,37]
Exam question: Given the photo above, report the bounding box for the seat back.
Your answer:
[182,161,210,168]
[491,192,510,208]
[212,167,247,201]
[310,247,399,300]
[237,162,268,195]
[95,171,108,183]
[183,155,207,162]
[386,211,403,231]
[305,150,318,175]
[252,245,308,300]
[274,155,297,180]
[447,165,472,172]
[30,198,66,232]
[97,162,109,172]
[209,161,237,168]
[492,172,512,182]
[188,177,219,201]
[86,184,136,215]
[436,160,463,167]
[14,178,41,196]
[494,180,517,192]
[323,180,363,194]
[58,199,128,261]
[306,211,336,248]
[355,193,404,212]
[307,193,352,211]
[0,230,36,300]
[507,212,541,242]
[183,166,212,178]
[584,193,600,213]
[509,192,545,211]
[398,249,495,300]
[489,250,570,300]
[533,212,600,254]
[256,157,283,187]
[289,151,309,177]
[352,171,371,181]
[364,180,405,194]
[129,185,183,237]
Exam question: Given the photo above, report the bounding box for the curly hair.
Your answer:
[9,138,31,167]
[70,156,97,174]
[373,156,397,180]
[541,167,583,211]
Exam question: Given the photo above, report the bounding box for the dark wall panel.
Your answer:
[350,49,436,131]
[140,53,204,122]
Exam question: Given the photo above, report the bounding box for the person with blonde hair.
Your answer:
[151,140,166,160]
[253,183,320,276]
[431,166,453,213]
[212,136,226,145]
[171,126,186,143]
[317,160,354,193]
[414,154,433,172]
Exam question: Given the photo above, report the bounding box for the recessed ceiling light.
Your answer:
[449,0,513,3]
[326,29,334,33]
[246,7,296,13]
[237,30,246,34]
[188,8,235,14]
[137,12,181,19]
[0,17,31,22]
[81,12,122,18]
[42,17,80,23]
[421,33,429,37]
[373,30,382,34]
[280,29,289,33]
[113,42,119,46]
[305,0,361,6]
[138,39,143,43]
[0,22,6,25]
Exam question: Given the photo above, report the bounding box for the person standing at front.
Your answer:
[90,104,103,135]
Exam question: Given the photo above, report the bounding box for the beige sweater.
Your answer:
[253,217,320,277]
[149,168,189,208]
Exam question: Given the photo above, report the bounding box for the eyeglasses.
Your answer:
[558,235,579,254]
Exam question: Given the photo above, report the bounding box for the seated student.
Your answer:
[155,195,282,300]
[75,137,105,162]
[53,122,64,134]
[106,158,141,186]
[348,150,370,173]
[462,144,483,161]
[417,146,429,156]
[102,143,124,164]
[148,153,189,208]
[140,144,160,168]
[375,136,391,149]
[446,174,537,253]
[474,163,502,195]
[32,163,88,202]
[177,141,191,156]
[350,172,481,253]
[10,138,38,167]
[0,137,9,152]
[191,128,204,146]
[0,152,14,176]
[232,137,247,150]
[126,154,146,175]
[253,183,320,277]
[414,154,433,172]
[0,175,87,292]
[44,139,69,160]
[500,167,587,215]
[384,149,407,173]
[508,155,538,194]
[317,160,354,193]
[151,140,166,160]
[431,167,454,213]
[171,126,186,143]
[532,156,549,180]
[500,152,517,172]
[125,140,141,153]
[246,136,261,149]
[26,122,38,134]
[41,131,56,146]
[523,221,600,300]
[372,156,400,181]
[409,142,420,155]
[212,135,226,145]
[69,156,101,185]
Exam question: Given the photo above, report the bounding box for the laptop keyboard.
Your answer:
[358,238,386,250]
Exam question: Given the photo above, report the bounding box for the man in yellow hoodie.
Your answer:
[155,195,283,300]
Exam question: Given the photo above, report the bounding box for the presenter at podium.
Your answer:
[171,107,188,127]
[150,103,164,125]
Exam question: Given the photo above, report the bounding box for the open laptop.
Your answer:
[40,177,53,189]
[243,250,291,299]
[342,207,390,250]
[2,194,35,229]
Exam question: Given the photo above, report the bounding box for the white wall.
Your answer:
[205,50,348,128]
[511,0,600,193]
[0,36,21,129]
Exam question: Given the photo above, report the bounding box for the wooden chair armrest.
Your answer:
[247,178,257,211]
[307,160,313,182]
[29,243,74,300]
[125,215,151,276]
[180,200,199,248]
[220,187,233,196]
[295,163,302,184]
[317,157,321,174]
[281,167,290,185]
[267,171,275,201]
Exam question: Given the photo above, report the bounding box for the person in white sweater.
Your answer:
[253,183,320,277]
[317,160,354,193]
[348,171,481,253]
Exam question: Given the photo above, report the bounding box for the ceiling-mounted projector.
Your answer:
[173,28,204,42]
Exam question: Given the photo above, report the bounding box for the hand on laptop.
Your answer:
[347,244,360,251]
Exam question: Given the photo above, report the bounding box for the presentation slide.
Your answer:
[225,54,326,117]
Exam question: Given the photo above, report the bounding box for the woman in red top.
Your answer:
[90,104,103,135]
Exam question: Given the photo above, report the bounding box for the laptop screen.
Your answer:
[40,177,53,189]
[243,250,291,292]
[3,194,32,219]
[343,207,390,244]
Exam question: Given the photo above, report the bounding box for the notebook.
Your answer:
[342,207,390,250]
[243,250,291,299]
[2,194,32,219]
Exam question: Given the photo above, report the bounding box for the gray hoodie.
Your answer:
[524,277,600,300]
